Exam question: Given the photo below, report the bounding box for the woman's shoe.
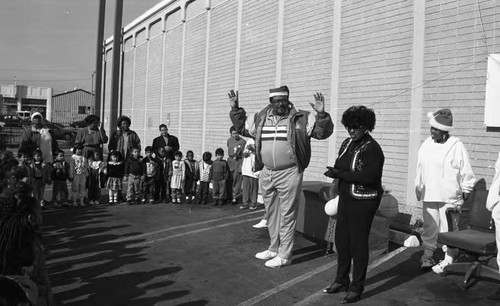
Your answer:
[323,282,348,294]
[341,292,361,304]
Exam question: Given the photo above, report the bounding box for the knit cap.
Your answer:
[428,108,453,131]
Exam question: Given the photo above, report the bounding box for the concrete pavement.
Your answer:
[42,200,500,306]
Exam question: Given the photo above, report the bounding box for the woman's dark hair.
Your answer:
[230,126,236,134]
[117,115,131,127]
[174,151,183,158]
[84,115,100,124]
[341,105,376,132]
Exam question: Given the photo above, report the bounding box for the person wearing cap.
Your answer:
[74,115,108,159]
[229,85,334,268]
[19,112,59,162]
[415,108,476,273]
[108,115,141,161]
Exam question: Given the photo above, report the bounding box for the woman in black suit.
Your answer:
[323,105,385,304]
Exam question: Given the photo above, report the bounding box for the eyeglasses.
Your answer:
[346,124,363,131]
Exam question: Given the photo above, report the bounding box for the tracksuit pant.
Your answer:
[260,166,303,260]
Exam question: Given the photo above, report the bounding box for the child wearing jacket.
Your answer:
[142,146,160,204]
[51,149,70,207]
[184,150,199,204]
[69,144,88,207]
[211,148,229,206]
[196,151,213,205]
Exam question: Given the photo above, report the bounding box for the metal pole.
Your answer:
[109,0,123,133]
[94,0,105,117]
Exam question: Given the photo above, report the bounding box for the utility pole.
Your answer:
[94,0,105,118]
[109,0,123,133]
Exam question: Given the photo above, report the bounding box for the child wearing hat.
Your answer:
[415,108,476,273]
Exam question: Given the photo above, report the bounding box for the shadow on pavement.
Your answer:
[42,206,192,305]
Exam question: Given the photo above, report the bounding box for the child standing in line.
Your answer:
[105,150,124,205]
[184,150,199,204]
[240,138,261,210]
[211,148,229,206]
[51,149,70,207]
[156,147,172,203]
[88,151,105,205]
[124,147,143,205]
[142,146,160,204]
[196,151,213,205]
[16,151,33,186]
[69,144,88,207]
[31,148,52,208]
[170,151,185,204]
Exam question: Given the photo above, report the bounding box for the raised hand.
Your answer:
[228,90,239,108]
[309,92,325,114]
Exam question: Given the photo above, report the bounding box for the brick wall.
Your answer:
[103,0,500,217]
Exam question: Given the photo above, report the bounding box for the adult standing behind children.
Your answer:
[108,115,141,203]
[415,108,476,274]
[229,85,334,268]
[108,115,141,161]
[74,115,108,159]
[19,112,59,162]
[227,126,246,204]
[152,124,180,161]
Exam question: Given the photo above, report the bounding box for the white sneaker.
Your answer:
[265,256,291,268]
[253,219,268,228]
[432,259,452,274]
[255,250,277,260]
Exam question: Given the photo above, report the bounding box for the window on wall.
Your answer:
[485,54,500,127]
[78,106,87,114]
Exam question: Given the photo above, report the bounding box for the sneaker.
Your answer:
[255,250,277,260]
[249,204,258,210]
[232,198,238,205]
[432,260,452,274]
[265,256,291,268]
[239,204,249,210]
[420,254,436,269]
[253,219,268,228]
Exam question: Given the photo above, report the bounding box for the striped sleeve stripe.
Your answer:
[261,132,287,137]
[262,126,287,131]
[262,137,288,141]
[261,130,288,134]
